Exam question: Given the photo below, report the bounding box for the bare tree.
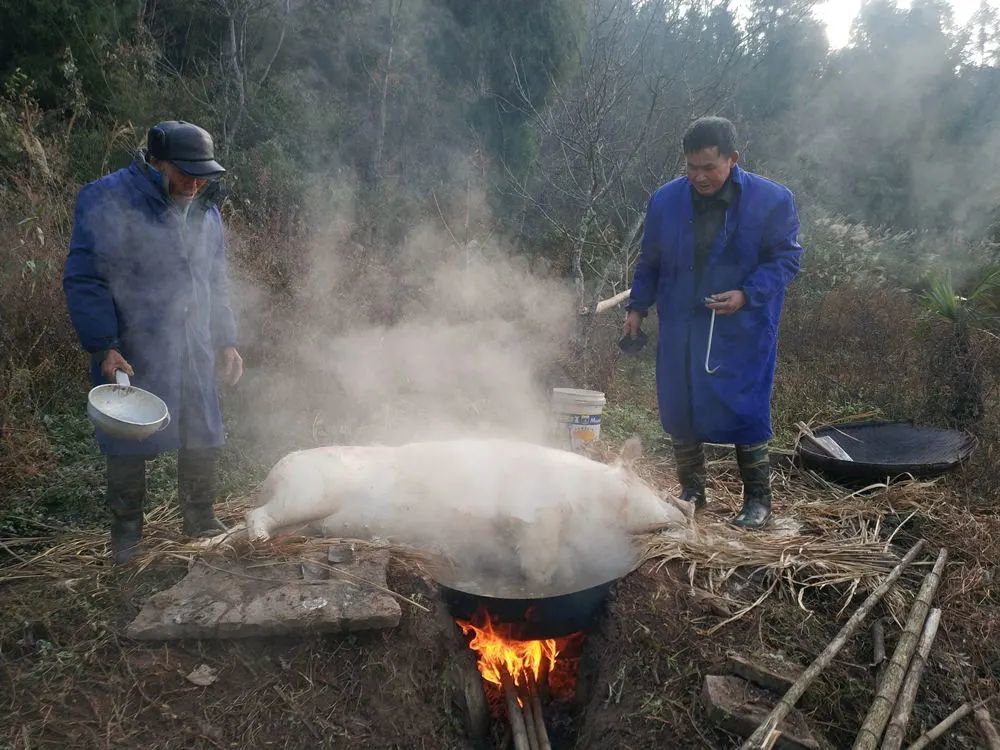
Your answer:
[502,0,746,385]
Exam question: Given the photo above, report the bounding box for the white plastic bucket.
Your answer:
[552,388,606,452]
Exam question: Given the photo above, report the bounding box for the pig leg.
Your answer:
[196,522,248,548]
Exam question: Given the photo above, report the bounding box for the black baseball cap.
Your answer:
[147,120,226,177]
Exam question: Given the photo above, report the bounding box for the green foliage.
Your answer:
[762,0,1000,235]
[0,409,265,538]
[0,0,131,110]
[601,403,671,456]
[436,0,586,173]
[920,265,1000,329]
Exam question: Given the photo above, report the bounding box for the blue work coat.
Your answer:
[63,156,237,456]
[628,165,803,444]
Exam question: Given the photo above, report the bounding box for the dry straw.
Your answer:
[0,449,962,623]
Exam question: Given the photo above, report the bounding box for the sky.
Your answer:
[813,0,999,47]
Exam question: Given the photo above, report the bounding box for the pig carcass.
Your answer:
[243,438,690,591]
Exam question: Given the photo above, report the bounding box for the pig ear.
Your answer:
[620,436,643,467]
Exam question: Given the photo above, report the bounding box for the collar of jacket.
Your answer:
[692,176,738,211]
[129,150,223,214]
[683,163,746,200]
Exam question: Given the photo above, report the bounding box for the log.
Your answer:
[880,608,942,750]
[905,702,979,750]
[738,539,927,749]
[450,659,490,747]
[853,548,948,750]
[526,669,553,750]
[500,665,531,750]
[975,707,1000,750]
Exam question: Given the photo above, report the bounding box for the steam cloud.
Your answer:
[225,187,687,594]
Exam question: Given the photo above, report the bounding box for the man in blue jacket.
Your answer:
[64,121,243,563]
[623,117,802,529]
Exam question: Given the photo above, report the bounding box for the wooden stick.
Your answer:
[853,548,948,750]
[537,652,551,704]
[739,539,926,749]
[526,669,553,750]
[975,707,1000,750]
[520,684,540,750]
[593,288,631,314]
[881,608,942,750]
[872,617,886,688]
[500,665,531,750]
[906,702,980,750]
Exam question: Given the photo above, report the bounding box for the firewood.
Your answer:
[499,665,531,750]
[853,548,948,750]
[880,608,942,750]
[519,686,540,750]
[738,539,926,749]
[974,707,1000,750]
[537,652,551,704]
[526,668,552,750]
[906,702,980,750]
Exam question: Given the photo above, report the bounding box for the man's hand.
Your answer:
[218,347,244,386]
[623,310,644,338]
[706,290,747,316]
[101,350,134,382]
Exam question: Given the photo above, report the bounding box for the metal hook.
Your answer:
[705,308,720,374]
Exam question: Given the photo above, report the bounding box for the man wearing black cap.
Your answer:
[64,120,243,564]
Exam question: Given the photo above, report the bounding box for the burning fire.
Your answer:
[456,615,559,690]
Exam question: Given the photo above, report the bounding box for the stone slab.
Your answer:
[725,652,802,694]
[127,547,401,640]
[702,674,821,750]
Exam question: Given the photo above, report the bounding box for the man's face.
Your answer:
[686,147,738,196]
[157,160,209,202]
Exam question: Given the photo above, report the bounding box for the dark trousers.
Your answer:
[106,448,218,518]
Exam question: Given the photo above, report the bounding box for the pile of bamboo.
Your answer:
[738,540,994,750]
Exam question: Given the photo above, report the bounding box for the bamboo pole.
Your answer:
[872,618,887,688]
[853,548,948,750]
[739,539,927,749]
[499,665,531,750]
[975,707,1000,750]
[880,608,942,750]
[526,669,553,750]
[906,702,980,750]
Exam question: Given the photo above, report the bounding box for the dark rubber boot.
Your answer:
[733,442,772,530]
[106,456,147,565]
[673,440,707,510]
[178,448,226,538]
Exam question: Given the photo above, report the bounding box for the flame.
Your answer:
[456,615,558,689]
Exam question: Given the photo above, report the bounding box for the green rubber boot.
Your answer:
[733,442,772,530]
[672,440,707,510]
[178,448,227,538]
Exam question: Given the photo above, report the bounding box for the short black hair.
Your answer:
[682,117,737,156]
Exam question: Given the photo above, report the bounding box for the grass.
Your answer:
[0,409,268,540]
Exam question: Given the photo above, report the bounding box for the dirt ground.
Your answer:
[2,458,997,749]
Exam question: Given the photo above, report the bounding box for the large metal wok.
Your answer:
[435,554,639,640]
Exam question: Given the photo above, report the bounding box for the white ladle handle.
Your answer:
[114,369,131,387]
